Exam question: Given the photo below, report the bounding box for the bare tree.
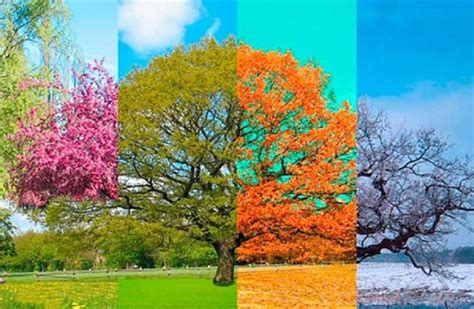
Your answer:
[357,100,474,275]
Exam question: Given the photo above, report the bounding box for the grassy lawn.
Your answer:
[0,268,236,308]
[0,281,117,308]
[3,267,218,283]
[0,265,354,308]
[118,278,236,309]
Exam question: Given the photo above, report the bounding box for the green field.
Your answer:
[2,267,218,283]
[0,280,117,308]
[118,278,236,308]
[0,268,236,308]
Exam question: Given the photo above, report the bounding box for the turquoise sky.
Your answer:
[238,0,356,107]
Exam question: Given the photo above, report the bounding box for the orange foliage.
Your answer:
[236,45,356,263]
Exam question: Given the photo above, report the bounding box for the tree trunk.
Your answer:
[213,239,235,286]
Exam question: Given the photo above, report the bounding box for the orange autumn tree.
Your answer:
[236,45,356,263]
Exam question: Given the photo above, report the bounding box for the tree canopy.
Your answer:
[119,38,240,285]
[236,45,356,263]
[0,208,15,258]
[118,38,356,284]
[9,62,119,207]
[0,0,78,198]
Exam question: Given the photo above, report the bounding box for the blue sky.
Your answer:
[358,0,473,157]
[118,0,236,79]
[118,0,356,106]
[358,0,473,248]
[358,0,473,96]
[69,0,118,76]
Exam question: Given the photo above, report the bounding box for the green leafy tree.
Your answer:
[0,208,15,258]
[164,237,217,268]
[91,215,164,269]
[40,200,217,269]
[119,38,240,285]
[0,229,96,272]
[4,231,55,271]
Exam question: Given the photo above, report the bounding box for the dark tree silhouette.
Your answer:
[357,101,474,275]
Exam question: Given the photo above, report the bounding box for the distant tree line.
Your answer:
[0,216,218,272]
[363,247,474,264]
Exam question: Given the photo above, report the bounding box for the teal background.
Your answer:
[238,0,356,107]
[237,0,357,205]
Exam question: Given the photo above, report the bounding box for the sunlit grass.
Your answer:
[0,268,219,308]
[0,281,117,308]
[0,265,357,308]
[118,278,236,308]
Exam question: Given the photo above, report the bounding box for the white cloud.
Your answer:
[205,18,221,38]
[365,80,474,156]
[119,0,203,54]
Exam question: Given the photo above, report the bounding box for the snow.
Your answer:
[358,263,474,306]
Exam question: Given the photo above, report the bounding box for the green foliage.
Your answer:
[119,38,241,284]
[91,215,218,269]
[3,231,59,271]
[0,39,41,197]
[91,215,164,269]
[0,208,15,258]
[0,214,218,271]
[119,37,239,246]
[0,0,78,197]
[0,230,95,272]
[161,236,217,268]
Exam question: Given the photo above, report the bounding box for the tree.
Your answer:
[0,208,15,258]
[9,62,118,207]
[119,38,240,285]
[0,0,78,197]
[91,215,164,269]
[236,45,356,263]
[0,0,75,67]
[357,101,474,275]
[119,38,357,285]
[2,231,57,272]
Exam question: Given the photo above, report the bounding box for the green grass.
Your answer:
[0,280,117,308]
[117,278,236,309]
[3,267,218,283]
[1,268,236,308]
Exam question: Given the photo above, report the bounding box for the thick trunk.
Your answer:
[213,239,235,286]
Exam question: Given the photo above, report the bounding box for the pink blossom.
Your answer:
[10,61,118,207]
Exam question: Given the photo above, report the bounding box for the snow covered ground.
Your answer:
[358,263,474,307]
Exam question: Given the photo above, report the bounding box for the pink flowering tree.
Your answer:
[9,61,118,207]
